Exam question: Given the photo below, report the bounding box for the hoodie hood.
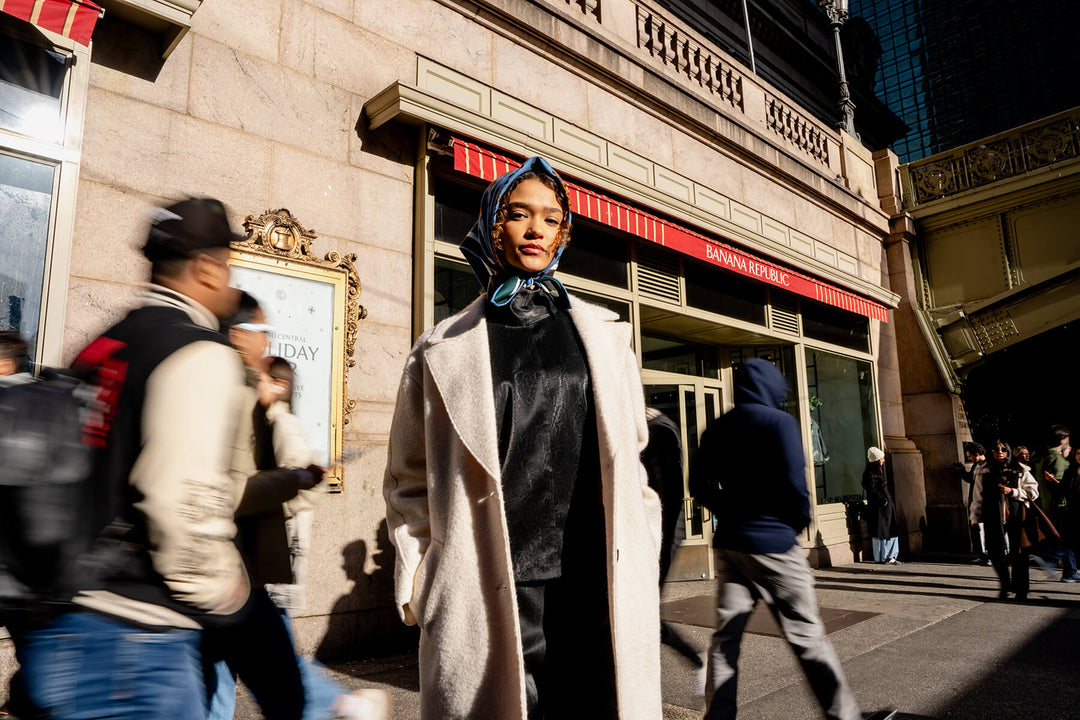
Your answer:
[733,358,789,410]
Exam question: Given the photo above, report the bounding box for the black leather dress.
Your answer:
[485,285,617,719]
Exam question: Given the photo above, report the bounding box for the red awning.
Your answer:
[453,137,889,323]
[0,0,103,46]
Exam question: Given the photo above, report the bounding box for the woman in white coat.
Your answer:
[383,156,663,719]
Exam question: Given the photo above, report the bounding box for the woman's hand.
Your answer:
[1000,485,1014,496]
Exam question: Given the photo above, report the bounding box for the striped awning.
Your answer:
[453,137,890,323]
[0,0,103,46]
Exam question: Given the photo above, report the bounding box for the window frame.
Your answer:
[0,19,91,366]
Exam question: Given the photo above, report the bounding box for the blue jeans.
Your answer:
[872,536,899,563]
[205,606,342,720]
[15,611,205,720]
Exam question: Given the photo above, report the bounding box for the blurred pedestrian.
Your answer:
[1060,448,1080,583]
[13,198,251,720]
[690,358,863,720]
[384,156,662,719]
[863,447,900,564]
[643,407,704,669]
[970,440,1038,600]
[1031,426,1075,581]
[205,301,386,720]
[0,331,29,378]
[959,442,990,565]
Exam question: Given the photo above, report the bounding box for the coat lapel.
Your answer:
[569,302,631,460]
[424,298,502,482]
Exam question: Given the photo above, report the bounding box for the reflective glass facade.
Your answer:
[852,0,1080,163]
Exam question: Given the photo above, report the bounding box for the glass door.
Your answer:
[642,374,723,580]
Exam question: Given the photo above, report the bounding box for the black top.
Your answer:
[486,286,603,583]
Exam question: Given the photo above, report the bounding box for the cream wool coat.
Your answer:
[384,296,663,719]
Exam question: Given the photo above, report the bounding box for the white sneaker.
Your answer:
[334,690,391,720]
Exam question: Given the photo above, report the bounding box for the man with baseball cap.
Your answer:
[13,197,253,720]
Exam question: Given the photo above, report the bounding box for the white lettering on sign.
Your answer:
[704,243,791,287]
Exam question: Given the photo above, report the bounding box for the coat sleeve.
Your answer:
[134,341,249,615]
[777,414,811,532]
[268,404,322,516]
[383,352,431,626]
[236,467,308,516]
[969,468,984,525]
[1018,468,1039,502]
[623,341,662,554]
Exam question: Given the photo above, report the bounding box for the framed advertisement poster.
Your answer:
[228,209,366,492]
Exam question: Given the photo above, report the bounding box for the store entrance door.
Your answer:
[642,376,723,581]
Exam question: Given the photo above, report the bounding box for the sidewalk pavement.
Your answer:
[237,555,1080,719]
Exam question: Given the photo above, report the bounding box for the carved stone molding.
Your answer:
[565,0,600,21]
[234,208,368,425]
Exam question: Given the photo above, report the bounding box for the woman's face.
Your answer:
[256,370,289,407]
[1015,447,1030,463]
[992,445,1008,463]
[499,178,565,274]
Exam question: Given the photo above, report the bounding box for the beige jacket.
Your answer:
[74,288,249,628]
[969,462,1039,525]
[384,296,663,719]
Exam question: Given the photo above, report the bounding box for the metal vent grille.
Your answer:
[770,293,800,335]
[636,245,682,304]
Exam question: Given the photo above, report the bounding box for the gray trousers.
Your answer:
[705,545,861,720]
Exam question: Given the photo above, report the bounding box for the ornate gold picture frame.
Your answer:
[229,209,367,492]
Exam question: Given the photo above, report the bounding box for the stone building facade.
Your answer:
[1,0,927,662]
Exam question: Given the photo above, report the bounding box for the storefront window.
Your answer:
[641,333,719,378]
[558,221,629,288]
[729,346,799,420]
[433,257,480,323]
[802,300,870,352]
[0,33,67,143]
[0,151,54,358]
[805,348,879,504]
[433,174,482,247]
[685,260,766,325]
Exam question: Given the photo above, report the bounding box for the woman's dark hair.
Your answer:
[491,171,572,253]
[987,439,1012,465]
[266,356,295,408]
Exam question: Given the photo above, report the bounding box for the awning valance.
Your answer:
[0,0,103,46]
[452,137,889,323]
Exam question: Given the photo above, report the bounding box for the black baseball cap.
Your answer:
[142,197,245,262]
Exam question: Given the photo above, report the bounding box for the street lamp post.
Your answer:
[818,0,858,137]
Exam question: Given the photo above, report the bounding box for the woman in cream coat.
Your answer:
[384,156,663,719]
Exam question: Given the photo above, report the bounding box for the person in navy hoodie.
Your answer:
[690,358,862,720]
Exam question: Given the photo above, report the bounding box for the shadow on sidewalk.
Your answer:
[814,581,1080,609]
[932,612,1080,718]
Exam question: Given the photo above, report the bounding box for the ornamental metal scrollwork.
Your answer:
[234,208,367,426]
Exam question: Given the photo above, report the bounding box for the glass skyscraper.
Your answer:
[851,0,1080,163]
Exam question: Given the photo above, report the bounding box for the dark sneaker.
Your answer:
[1062,575,1080,583]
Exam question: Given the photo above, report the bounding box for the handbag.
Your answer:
[1019,501,1061,550]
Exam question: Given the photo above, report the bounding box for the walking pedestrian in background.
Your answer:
[863,447,900,565]
[690,358,864,720]
[970,440,1038,600]
[383,156,662,719]
[14,198,251,720]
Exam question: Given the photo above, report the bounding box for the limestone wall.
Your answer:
[52,0,902,658]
